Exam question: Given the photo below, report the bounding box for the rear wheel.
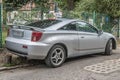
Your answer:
[104,39,113,55]
[45,45,66,68]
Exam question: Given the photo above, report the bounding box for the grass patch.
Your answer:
[3,63,16,67]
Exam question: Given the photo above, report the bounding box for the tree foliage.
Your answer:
[74,0,95,13]
[55,0,67,10]
[4,0,29,10]
[73,0,120,17]
[4,0,48,11]
[4,0,120,17]
[55,0,80,10]
[94,0,120,17]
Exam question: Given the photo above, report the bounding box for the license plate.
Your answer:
[13,30,23,37]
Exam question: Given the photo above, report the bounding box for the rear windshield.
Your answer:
[26,19,62,29]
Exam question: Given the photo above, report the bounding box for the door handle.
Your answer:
[81,36,84,38]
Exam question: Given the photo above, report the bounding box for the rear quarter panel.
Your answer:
[40,30,79,57]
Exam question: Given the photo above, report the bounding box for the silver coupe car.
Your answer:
[6,18,117,67]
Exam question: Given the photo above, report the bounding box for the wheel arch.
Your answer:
[46,43,68,59]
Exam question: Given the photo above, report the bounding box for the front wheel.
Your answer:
[45,45,66,68]
[104,39,113,55]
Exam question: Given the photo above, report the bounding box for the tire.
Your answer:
[104,39,113,55]
[45,45,66,68]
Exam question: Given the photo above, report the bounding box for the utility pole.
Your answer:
[93,11,96,26]
[0,0,2,48]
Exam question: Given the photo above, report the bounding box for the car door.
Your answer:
[76,21,105,55]
[58,22,80,56]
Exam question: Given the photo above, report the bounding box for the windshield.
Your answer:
[26,20,62,29]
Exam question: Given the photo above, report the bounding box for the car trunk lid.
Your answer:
[8,25,44,41]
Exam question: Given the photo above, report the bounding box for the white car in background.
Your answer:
[13,19,27,25]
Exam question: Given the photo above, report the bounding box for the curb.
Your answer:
[0,64,31,71]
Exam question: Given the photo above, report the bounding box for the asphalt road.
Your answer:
[0,48,120,80]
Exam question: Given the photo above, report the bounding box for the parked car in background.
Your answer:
[6,18,117,67]
[13,19,27,25]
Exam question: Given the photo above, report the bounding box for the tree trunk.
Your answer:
[67,0,75,10]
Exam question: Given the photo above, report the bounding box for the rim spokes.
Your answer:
[51,48,64,65]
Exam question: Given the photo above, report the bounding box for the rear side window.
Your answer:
[26,20,61,29]
[59,22,77,31]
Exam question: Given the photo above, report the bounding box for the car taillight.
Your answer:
[31,31,42,42]
[7,29,9,36]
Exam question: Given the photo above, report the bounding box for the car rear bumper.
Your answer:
[5,37,51,60]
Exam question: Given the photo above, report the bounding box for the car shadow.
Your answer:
[25,53,104,68]
[65,53,103,63]
[65,51,119,63]
[23,51,118,69]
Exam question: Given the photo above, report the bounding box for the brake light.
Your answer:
[7,29,10,36]
[31,31,42,42]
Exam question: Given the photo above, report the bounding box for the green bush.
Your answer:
[2,25,8,46]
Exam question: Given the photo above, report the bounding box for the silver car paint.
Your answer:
[5,19,116,59]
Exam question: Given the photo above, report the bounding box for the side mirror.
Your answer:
[98,30,103,36]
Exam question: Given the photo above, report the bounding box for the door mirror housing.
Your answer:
[98,30,103,36]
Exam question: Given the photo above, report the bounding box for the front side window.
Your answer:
[76,22,98,33]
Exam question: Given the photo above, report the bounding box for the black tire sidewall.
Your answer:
[105,39,112,55]
[45,45,66,68]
